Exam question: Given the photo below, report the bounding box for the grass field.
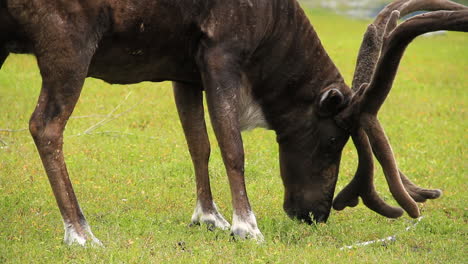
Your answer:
[0,9,467,264]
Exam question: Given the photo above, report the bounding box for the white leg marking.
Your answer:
[63,220,102,247]
[231,211,264,242]
[191,200,230,230]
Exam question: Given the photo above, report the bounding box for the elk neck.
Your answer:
[245,1,351,141]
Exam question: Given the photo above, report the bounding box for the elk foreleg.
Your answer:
[30,72,100,246]
[173,82,230,230]
[198,47,263,241]
[28,17,101,245]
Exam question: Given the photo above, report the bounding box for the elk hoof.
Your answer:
[230,212,264,242]
[190,201,230,230]
[63,221,103,247]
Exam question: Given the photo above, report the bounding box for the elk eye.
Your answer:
[329,137,336,145]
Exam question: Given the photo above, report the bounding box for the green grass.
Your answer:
[0,10,467,264]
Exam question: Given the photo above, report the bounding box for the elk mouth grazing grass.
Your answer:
[0,9,466,263]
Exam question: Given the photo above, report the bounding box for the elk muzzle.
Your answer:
[281,164,340,224]
[278,119,349,224]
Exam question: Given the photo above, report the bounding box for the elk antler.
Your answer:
[333,0,467,218]
[352,0,467,91]
[333,127,404,218]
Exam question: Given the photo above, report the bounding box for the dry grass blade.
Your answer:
[82,92,137,134]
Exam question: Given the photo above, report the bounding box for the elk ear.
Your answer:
[317,88,346,116]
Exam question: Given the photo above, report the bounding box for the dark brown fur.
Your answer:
[1,0,466,244]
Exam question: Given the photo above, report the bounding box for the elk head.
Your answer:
[283,0,468,223]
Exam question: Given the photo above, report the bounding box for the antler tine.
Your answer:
[362,9,468,115]
[352,0,466,91]
[399,170,442,202]
[373,0,466,34]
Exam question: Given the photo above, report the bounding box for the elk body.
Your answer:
[1,0,466,245]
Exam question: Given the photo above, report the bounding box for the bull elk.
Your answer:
[1,0,466,245]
